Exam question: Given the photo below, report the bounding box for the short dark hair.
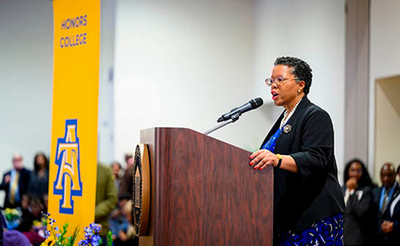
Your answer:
[274,56,313,95]
[343,158,374,187]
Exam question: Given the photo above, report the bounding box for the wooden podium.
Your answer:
[139,128,273,246]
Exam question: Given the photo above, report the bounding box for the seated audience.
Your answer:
[343,158,378,246]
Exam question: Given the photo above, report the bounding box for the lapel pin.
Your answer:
[283,124,292,134]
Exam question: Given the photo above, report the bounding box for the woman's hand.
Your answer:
[249,149,278,170]
[346,177,357,191]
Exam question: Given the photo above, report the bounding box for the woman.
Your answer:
[343,159,378,246]
[28,152,49,200]
[250,57,345,245]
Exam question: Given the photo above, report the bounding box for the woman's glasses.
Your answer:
[265,77,298,87]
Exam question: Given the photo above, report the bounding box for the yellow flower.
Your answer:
[33,220,42,227]
[41,235,56,246]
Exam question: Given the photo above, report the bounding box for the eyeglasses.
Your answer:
[265,77,298,87]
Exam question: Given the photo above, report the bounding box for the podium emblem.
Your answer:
[132,144,151,237]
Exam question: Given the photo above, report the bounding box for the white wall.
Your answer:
[114,0,346,175]
[0,0,53,175]
[375,77,400,181]
[370,0,400,181]
[114,0,258,163]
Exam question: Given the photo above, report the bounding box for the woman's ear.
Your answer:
[298,80,306,90]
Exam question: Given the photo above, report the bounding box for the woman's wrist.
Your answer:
[275,154,283,168]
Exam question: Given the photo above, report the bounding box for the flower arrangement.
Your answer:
[3,208,22,229]
[41,212,112,246]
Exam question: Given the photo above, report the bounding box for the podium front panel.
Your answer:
[140,128,273,246]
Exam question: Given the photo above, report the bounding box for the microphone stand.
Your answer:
[204,113,240,135]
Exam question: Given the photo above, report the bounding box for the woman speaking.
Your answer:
[250,57,345,246]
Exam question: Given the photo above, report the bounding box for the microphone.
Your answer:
[217,97,263,122]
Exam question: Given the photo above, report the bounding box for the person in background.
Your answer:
[343,158,378,246]
[0,153,31,208]
[124,153,134,170]
[3,230,31,246]
[119,153,135,201]
[95,162,118,245]
[109,199,137,246]
[249,57,345,245]
[17,195,45,245]
[28,152,49,201]
[377,163,400,245]
[0,212,3,245]
[111,161,124,193]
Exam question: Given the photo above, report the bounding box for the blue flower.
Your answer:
[79,223,103,246]
[78,240,88,246]
[90,235,101,246]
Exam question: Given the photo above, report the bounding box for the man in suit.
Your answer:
[377,162,400,246]
[0,153,31,208]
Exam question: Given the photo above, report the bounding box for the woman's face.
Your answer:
[348,162,362,181]
[36,154,46,168]
[270,65,304,109]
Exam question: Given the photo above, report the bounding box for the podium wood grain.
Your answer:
[140,128,273,246]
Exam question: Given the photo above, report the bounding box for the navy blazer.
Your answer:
[343,185,379,246]
[0,168,31,208]
[261,97,345,232]
[378,182,400,245]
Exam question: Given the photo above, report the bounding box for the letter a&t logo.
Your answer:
[53,119,83,214]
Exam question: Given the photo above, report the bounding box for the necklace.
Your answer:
[280,98,303,128]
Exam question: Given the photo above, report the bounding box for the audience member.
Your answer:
[119,152,136,200]
[124,153,134,169]
[343,158,379,246]
[0,212,3,245]
[111,161,124,192]
[3,229,31,246]
[0,153,31,208]
[17,195,45,245]
[28,152,49,200]
[109,199,136,246]
[95,162,118,245]
[119,164,134,200]
[377,162,400,245]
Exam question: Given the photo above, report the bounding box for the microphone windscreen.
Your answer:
[250,97,263,108]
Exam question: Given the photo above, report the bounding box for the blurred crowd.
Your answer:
[0,152,138,246]
[343,159,400,246]
[1,151,399,246]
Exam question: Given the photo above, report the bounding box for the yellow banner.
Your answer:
[48,0,100,240]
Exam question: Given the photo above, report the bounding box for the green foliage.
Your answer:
[107,231,113,246]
